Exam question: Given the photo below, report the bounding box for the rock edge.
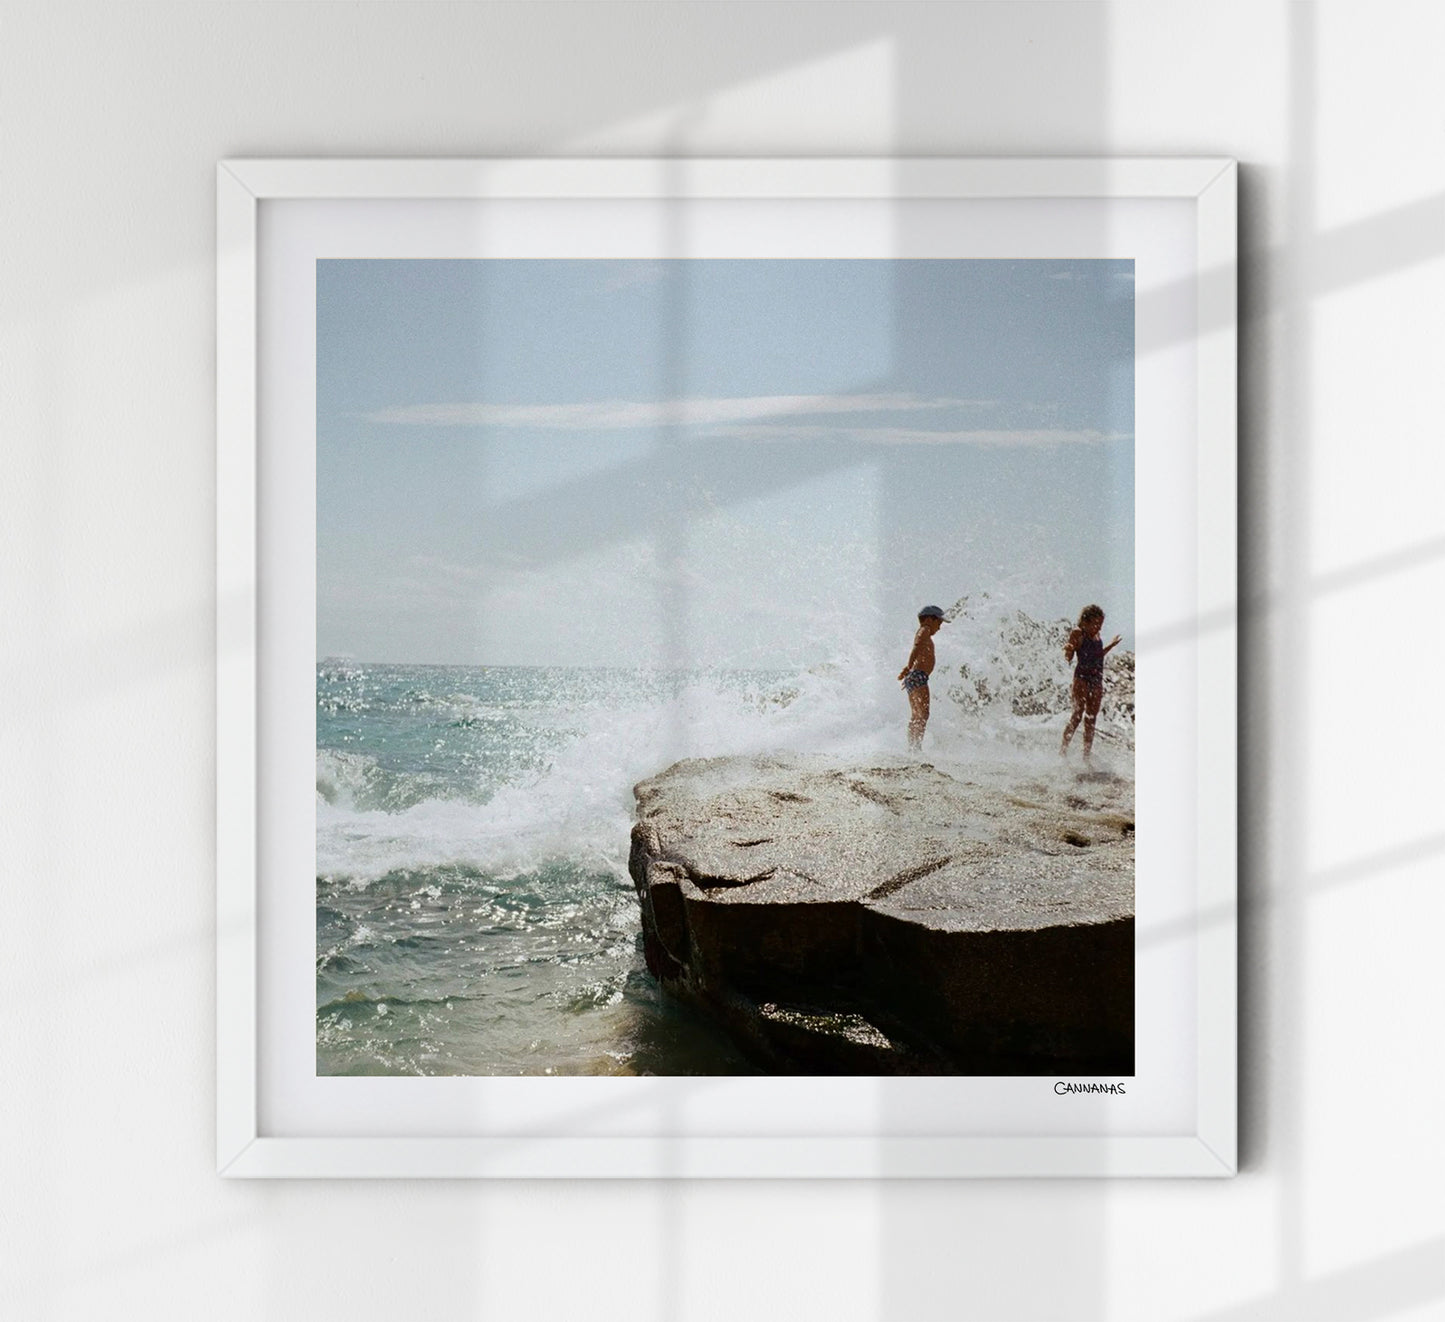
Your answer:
[629,754,1134,1075]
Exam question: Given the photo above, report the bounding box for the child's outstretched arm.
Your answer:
[1103,634,1122,654]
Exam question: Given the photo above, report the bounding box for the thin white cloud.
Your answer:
[711,424,1133,447]
[362,393,988,429]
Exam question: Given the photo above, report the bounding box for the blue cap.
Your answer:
[918,605,945,619]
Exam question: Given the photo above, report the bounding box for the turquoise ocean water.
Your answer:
[316,663,784,1076]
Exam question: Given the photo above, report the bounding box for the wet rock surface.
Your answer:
[630,754,1134,1074]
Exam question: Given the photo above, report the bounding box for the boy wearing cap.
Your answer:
[899,606,946,750]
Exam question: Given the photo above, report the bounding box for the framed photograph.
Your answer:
[217,158,1236,1177]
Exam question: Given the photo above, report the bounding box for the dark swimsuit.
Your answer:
[902,669,929,692]
[1074,635,1104,689]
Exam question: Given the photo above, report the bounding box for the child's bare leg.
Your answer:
[908,686,930,750]
[1081,683,1103,761]
[1061,682,1085,753]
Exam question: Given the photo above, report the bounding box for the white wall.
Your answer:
[3,2,1442,1318]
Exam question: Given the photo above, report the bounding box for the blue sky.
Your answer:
[318,259,1134,667]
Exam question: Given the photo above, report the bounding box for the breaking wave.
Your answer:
[316,595,1133,886]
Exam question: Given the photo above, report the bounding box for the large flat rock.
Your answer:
[630,754,1134,1074]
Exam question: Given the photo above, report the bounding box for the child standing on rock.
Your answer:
[1060,604,1122,763]
[899,605,946,751]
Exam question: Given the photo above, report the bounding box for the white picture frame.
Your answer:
[217,157,1236,1178]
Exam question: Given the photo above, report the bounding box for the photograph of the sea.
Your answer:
[315,600,1134,1077]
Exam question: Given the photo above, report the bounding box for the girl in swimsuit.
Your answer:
[1060,604,1122,763]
